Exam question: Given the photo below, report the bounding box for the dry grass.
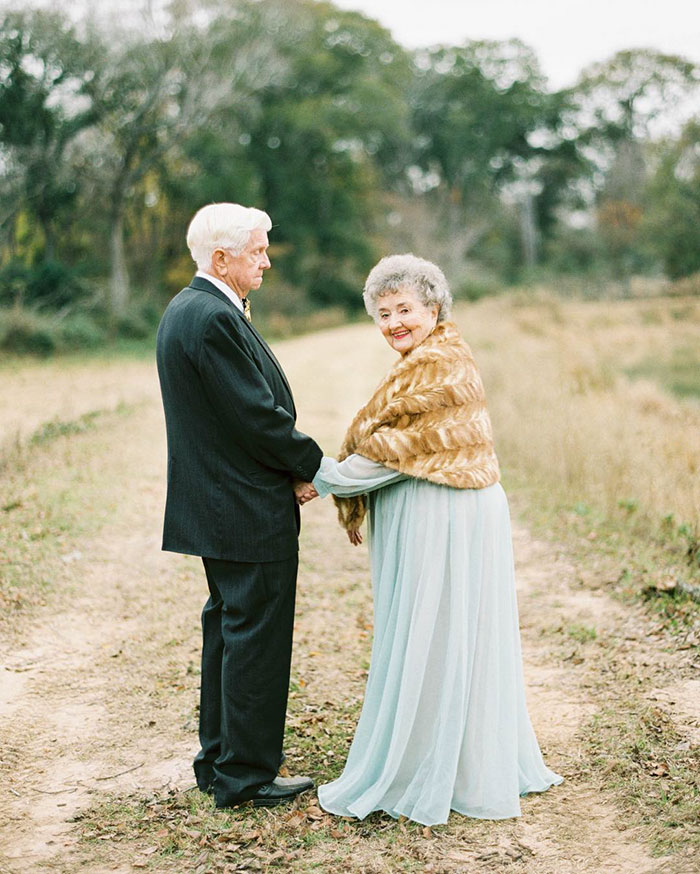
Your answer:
[445,294,700,629]
[1,292,698,874]
[455,294,699,534]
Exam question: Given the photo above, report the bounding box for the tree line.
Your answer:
[1,0,699,350]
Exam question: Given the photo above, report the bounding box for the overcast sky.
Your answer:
[330,0,700,90]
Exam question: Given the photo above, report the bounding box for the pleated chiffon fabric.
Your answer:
[313,455,562,826]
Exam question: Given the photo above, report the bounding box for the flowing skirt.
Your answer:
[315,472,562,826]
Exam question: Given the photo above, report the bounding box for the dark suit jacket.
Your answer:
[156,276,323,562]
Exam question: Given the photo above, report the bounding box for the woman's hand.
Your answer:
[347,528,363,546]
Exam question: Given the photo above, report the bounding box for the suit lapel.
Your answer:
[240,317,295,403]
[187,276,295,407]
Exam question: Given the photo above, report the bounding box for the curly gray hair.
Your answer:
[363,253,452,323]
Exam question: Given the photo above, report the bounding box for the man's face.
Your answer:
[214,228,271,297]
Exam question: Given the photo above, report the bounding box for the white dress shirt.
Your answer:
[196,270,244,313]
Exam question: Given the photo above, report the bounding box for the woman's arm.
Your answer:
[312,454,407,499]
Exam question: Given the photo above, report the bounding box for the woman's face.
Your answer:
[376,288,439,356]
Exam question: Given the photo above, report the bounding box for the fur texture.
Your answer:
[335,321,500,530]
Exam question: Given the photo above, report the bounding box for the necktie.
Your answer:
[242,297,251,321]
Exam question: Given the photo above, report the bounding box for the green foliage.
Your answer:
[0,258,89,309]
[454,277,502,302]
[0,306,109,355]
[59,313,106,348]
[623,345,700,401]
[0,299,163,355]
[233,0,412,307]
[566,623,597,643]
[411,40,548,198]
[543,224,609,276]
[114,301,161,339]
[1,2,700,352]
[0,306,59,354]
[642,121,700,279]
[30,410,102,445]
[0,9,102,260]
[570,49,697,141]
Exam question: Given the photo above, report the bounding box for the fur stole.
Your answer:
[334,321,500,530]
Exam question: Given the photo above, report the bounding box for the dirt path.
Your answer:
[0,326,697,873]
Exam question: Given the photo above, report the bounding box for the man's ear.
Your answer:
[211,248,227,276]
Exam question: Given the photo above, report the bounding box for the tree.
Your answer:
[410,39,550,275]
[0,9,101,268]
[77,0,289,317]
[552,49,700,282]
[81,27,202,316]
[568,49,698,142]
[642,120,700,279]
[226,0,414,308]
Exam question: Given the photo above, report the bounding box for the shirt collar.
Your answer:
[195,271,244,312]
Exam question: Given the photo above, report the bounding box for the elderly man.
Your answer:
[156,203,322,808]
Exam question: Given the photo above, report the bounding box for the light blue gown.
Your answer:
[313,454,562,826]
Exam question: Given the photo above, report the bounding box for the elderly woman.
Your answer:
[311,254,561,826]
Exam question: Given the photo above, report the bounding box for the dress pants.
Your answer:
[194,554,298,806]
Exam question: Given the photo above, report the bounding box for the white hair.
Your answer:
[186,202,272,270]
[363,253,452,323]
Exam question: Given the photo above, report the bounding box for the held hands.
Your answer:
[291,480,362,545]
[293,480,362,544]
[293,480,318,505]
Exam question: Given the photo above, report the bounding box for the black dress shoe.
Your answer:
[243,775,314,808]
[251,775,314,807]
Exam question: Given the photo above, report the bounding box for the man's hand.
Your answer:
[293,481,318,505]
[347,528,363,546]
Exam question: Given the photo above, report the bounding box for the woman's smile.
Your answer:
[377,287,439,355]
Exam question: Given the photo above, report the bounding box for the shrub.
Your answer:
[0,260,88,310]
[60,314,107,349]
[667,271,700,297]
[454,278,502,301]
[0,261,31,308]
[0,307,107,355]
[115,302,160,339]
[0,308,59,355]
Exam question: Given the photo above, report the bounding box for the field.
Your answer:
[0,293,698,874]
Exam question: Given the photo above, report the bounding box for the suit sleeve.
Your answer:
[198,310,322,481]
